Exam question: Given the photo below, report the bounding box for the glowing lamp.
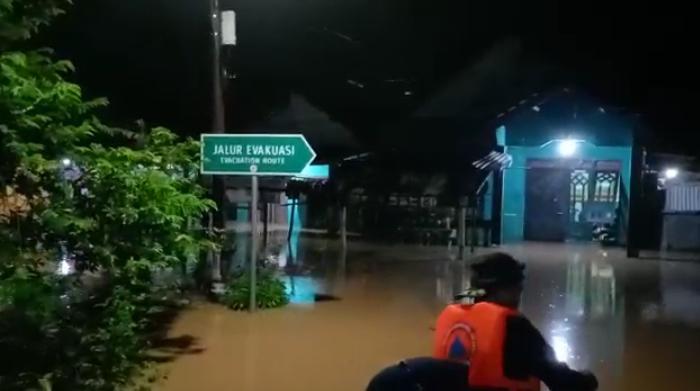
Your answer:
[557,139,579,157]
[664,168,679,180]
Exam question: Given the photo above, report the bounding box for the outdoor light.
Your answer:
[57,259,74,276]
[56,243,75,276]
[61,158,72,167]
[664,168,679,180]
[557,139,579,157]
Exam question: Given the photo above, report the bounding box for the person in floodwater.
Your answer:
[434,252,598,391]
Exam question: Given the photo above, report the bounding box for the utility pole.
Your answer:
[208,0,233,288]
[210,0,225,135]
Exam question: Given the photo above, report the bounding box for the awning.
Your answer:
[472,151,512,171]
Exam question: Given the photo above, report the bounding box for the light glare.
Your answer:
[552,335,571,362]
[558,139,578,157]
[664,168,679,179]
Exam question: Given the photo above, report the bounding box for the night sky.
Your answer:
[46,0,698,156]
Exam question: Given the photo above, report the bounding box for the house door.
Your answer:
[525,167,570,241]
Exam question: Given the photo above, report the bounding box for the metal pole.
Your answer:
[250,175,259,312]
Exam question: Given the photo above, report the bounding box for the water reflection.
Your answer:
[284,276,319,305]
[564,256,586,317]
[536,249,625,383]
[262,229,348,305]
[657,261,700,324]
[590,261,617,319]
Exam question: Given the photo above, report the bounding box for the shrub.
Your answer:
[222,267,289,311]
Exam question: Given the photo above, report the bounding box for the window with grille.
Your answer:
[594,172,618,202]
[570,170,590,223]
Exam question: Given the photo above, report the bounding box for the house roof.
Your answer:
[496,89,637,147]
[248,93,362,160]
[415,39,555,121]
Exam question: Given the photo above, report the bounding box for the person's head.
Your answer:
[470,252,526,309]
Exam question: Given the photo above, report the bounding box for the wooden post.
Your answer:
[492,169,503,245]
[262,201,269,250]
[446,215,452,250]
[458,198,467,261]
[340,205,348,249]
[208,212,222,282]
[287,197,297,243]
[471,196,479,254]
[627,141,644,258]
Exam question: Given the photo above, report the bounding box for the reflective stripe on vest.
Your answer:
[433,302,540,391]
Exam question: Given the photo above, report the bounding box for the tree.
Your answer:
[1,1,216,389]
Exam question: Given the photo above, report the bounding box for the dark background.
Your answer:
[45,0,699,156]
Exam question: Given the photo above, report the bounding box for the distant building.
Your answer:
[660,164,700,251]
[493,89,636,243]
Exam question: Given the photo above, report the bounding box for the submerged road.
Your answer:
[154,240,700,391]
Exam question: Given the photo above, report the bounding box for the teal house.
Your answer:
[496,92,635,243]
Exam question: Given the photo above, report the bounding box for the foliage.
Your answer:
[0,0,73,45]
[0,46,107,270]
[0,272,64,390]
[0,279,137,390]
[0,1,217,389]
[57,129,215,274]
[70,285,143,390]
[222,267,289,311]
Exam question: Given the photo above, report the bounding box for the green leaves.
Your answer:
[66,129,213,274]
[222,267,290,311]
[0,0,73,46]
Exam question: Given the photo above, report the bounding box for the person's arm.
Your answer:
[504,315,598,391]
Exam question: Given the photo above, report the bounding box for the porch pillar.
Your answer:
[492,169,504,245]
[627,139,645,258]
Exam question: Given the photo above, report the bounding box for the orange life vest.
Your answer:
[433,302,540,391]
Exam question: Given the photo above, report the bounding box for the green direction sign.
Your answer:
[200,134,317,176]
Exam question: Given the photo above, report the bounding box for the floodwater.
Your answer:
[154,238,700,391]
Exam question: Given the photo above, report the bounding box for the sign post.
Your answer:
[201,134,317,312]
[250,175,258,311]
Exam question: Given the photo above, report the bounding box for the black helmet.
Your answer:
[469,252,525,290]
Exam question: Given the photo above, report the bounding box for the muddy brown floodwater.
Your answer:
[154,240,700,391]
